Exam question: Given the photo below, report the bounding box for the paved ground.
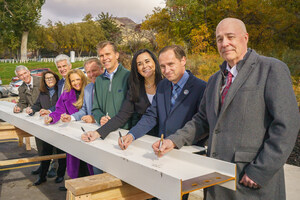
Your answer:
[0,138,66,200]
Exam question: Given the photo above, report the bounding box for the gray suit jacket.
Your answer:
[168,49,300,200]
[17,76,41,111]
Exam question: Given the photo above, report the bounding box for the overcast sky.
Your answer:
[40,0,166,25]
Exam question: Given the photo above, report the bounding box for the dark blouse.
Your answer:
[97,86,158,139]
[31,88,58,114]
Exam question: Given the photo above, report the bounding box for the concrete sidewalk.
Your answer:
[284,164,300,200]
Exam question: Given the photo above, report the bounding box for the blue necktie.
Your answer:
[171,84,180,110]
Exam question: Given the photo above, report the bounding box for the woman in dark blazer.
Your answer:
[26,71,66,186]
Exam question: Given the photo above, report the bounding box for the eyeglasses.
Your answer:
[45,77,55,81]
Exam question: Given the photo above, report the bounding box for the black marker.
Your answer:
[81,127,90,141]
[119,131,125,148]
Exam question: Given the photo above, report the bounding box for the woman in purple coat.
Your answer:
[44,69,94,181]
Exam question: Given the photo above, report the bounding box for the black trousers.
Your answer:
[77,160,90,178]
[37,139,66,179]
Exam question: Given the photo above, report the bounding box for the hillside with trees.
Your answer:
[0,0,299,105]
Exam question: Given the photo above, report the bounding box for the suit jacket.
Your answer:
[97,85,158,139]
[17,76,41,110]
[57,78,65,98]
[72,82,94,121]
[31,88,58,114]
[169,49,300,200]
[130,71,207,140]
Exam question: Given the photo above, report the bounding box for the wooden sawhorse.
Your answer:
[65,173,153,200]
[0,122,32,150]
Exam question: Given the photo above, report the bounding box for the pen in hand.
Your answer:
[158,134,164,157]
[119,131,125,149]
[81,127,90,141]
[106,112,109,118]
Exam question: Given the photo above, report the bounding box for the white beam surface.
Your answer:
[0,101,236,200]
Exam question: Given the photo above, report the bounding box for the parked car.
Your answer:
[9,80,23,96]
[11,68,51,82]
[0,85,9,98]
[11,76,19,82]
[30,68,51,76]
[77,67,87,76]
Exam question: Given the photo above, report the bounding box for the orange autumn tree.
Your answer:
[189,24,214,54]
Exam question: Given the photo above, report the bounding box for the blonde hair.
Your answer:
[64,69,87,109]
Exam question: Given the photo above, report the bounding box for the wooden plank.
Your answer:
[0,153,66,167]
[73,194,91,200]
[66,173,123,196]
[0,122,18,139]
[25,137,31,150]
[65,173,153,200]
[0,130,18,139]
[91,182,153,200]
[0,122,32,150]
[0,124,16,130]
[15,128,32,137]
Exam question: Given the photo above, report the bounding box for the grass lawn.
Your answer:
[0,61,84,85]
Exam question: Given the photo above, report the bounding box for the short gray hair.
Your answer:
[15,65,29,76]
[83,58,102,70]
[54,54,71,68]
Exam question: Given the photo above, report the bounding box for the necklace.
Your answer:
[145,83,154,89]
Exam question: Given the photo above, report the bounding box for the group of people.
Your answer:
[13,54,104,189]
[12,17,299,200]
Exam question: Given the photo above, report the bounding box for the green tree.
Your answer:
[80,17,106,56]
[46,21,71,54]
[141,7,175,49]
[67,16,106,57]
[0,0,45,60]
[35,14,105,57]
[28,25,47,58]
[96,12,122,44]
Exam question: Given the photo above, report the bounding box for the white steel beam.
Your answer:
[0,101,236,200]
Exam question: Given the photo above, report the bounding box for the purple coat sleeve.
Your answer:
[49,89,79,124]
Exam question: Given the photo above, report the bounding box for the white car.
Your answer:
[9,80,23,96]
[0,85,9,98]
[77,67,87,76]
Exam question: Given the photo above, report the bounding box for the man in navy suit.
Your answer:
[61,58,104,123]
[119,45,207,149]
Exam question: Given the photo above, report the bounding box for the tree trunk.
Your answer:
[36,49,40,60]
[20,31,29,61]
[79,48,82,57]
